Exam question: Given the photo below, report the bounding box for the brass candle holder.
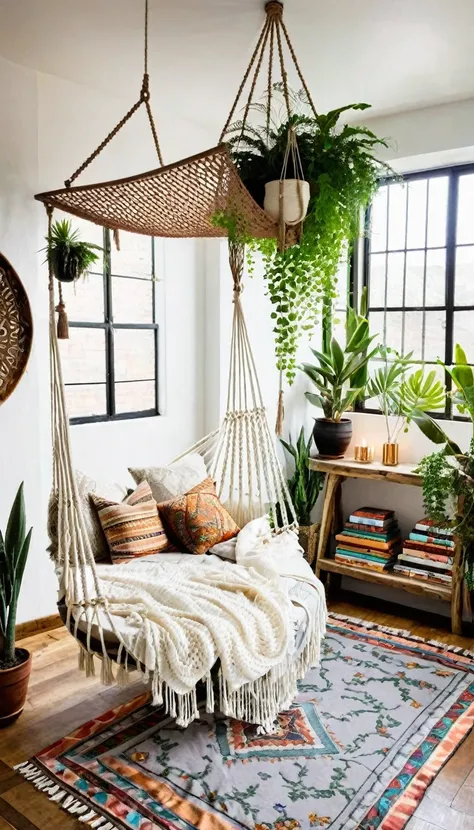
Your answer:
[354,444,375,464]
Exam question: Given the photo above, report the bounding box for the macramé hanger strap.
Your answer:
[219,1,318,145]
[65,0,163,188]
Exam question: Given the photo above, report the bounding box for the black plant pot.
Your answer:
[313,417,352,459]
[51,255,79,283]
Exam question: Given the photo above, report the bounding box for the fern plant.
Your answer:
[280,428,324,525]
[223,87,393,384]
[46,219,102,283]
[0,484,33,667]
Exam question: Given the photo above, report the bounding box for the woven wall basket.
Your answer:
[0,252,33,404]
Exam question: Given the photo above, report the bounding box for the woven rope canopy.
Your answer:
[35,1,313,243]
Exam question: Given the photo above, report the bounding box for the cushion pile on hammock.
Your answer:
[65,517,327,732]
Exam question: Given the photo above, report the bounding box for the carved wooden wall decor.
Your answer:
[0,252,33,404]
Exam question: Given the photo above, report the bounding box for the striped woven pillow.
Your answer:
[91,480,169,564]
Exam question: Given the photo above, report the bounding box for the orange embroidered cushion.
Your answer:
[157,477,240,555]
[91,480,169,564]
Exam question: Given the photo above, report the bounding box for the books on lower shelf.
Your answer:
[335,507,401,572]
[398,518,455,587]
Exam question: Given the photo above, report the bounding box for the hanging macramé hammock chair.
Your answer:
[38,0,326,727]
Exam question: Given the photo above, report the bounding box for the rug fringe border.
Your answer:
[328,612,474,659]
[12,761,119,829]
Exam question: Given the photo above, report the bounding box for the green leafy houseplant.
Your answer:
[46,219,102,283]
[414,345,474,585]
[280,427,325,526]
[367,348,445,443]
[224,88,392,384]
[0,483,32,668]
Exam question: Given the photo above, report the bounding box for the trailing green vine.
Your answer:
[220,88,393,384]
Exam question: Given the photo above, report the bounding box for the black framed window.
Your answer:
[360,163,474,419]
[60,226,159,424]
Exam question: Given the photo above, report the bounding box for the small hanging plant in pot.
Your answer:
[47,219,102,283]
[301,320,377,458]
[0,483,33,727]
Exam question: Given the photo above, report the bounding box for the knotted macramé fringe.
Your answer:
[76,601,326,733]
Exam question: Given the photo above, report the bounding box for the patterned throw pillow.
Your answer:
[157,477,240,555]
[91,480,169,563]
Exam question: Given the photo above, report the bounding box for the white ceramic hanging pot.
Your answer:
[264,179,310,225]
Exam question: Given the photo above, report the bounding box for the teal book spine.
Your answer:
[335,547,390,565]
[409,532,454,548]
[341,529,397,542]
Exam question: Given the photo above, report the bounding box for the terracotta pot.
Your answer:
[298,523,320,567]
[264,179,310,225]
[0,649,32,728]
[313,417,352,459]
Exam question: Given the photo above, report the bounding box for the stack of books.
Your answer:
[394,517,455,586]
[335,507,401,572]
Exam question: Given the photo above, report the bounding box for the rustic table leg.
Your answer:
[328,477,345,591]
[451,539,463,635]
[315,473,340,579]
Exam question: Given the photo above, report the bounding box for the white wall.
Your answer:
[0,58,206,623]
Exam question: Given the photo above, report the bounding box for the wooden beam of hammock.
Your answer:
[35,1,314,242]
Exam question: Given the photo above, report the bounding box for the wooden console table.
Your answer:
[308,457,463,635]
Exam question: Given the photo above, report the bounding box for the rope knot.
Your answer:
[265,1,283,18]
[140,73,151,101]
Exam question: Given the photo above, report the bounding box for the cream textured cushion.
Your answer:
[48,471,128,563]
[129,453,208,503]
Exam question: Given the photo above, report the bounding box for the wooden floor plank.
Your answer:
[1,594,474,830]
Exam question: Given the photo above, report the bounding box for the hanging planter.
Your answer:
[264,178,310,224]
[46,219,102,284]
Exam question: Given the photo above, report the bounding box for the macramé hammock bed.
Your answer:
[38,0,324,727]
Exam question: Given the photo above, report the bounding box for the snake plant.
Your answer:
[280,428,324,526]
[0,483,33,667]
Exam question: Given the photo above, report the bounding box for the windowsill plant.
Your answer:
[0,483,33,726]
[280,427,325,565]
[414,345,474,586]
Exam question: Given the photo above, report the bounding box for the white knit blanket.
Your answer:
[71,518,327,730]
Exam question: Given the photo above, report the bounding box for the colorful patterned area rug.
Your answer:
[15,614,474,830]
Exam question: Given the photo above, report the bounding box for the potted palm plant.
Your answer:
[0,483,33,727]
[301,320,377,458]
[280,428,325,565]
[367,347,445,465]
[46,219,102,283]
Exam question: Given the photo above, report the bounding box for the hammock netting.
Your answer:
[38,0,324,724]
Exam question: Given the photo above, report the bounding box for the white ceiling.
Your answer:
[1,0,474,141]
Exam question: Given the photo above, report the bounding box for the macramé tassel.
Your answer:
[275,388,284,436]
[56,301,69,339]
[113,228,121,251]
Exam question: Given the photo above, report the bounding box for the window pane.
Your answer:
[61,274,104,323]
[114,329,155,382]
[427,176,448,248]
[457,174,474,245]
[454,311,474,361]
[369,311,403,353]
[386,252,404,307]
[387,183,407,251]
[455,245,474,306]
[370,186,388,252]
[402,311,422,358]
[115,381,156,414]
[406,179,428,249]
[404,250,425,307]
[111,231,152,278]
[112,276,153,323]
[60,328,106,384]
[425,248,446,306]
[65,384,106,419]
[368,253,386,307]
[423,310,446,361]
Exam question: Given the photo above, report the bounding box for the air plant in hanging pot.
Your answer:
[46,219,102,283]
